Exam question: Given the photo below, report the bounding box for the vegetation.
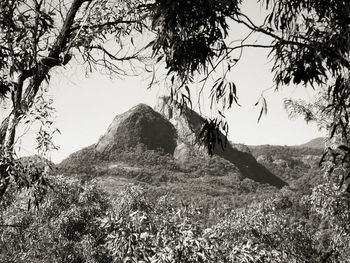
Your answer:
[57,143,327,211]
[1,0,350,192]
[250,145,323,186]
[0,0,150,199]
[1,171,349,262]
[0,176,111,263]
[1,0,350,261]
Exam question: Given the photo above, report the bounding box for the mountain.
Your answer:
[95,104,177,155]
[155,97,287,188]
[297,137,325,149]
[57,98,287,200]
[249,144,323,193]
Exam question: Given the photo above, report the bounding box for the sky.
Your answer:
[1,1,325,163]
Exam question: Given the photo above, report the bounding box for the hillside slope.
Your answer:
[155,97,286,188]
[57,99,287,206]
[297,137,325,149]
[249,144,323,193]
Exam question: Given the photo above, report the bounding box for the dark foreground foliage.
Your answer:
[1,169,350,262]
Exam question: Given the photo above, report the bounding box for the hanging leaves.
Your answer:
[149,0,240,80]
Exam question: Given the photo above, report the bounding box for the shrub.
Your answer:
[0,175,111,263]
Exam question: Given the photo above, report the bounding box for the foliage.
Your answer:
[302,180,350,261]
[103,181,350,262]
[0,153,51,207]
[2,0,350,260]
[249,144,324,189]
[146,0,350,169]
[0,0,149,197]
[0,175,111,263]
[57,144,280,211]
[1,170,349,262]
[250,145,323,159]
[149,0,240,80]
[104,185,287,263]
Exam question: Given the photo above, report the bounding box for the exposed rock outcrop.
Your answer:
[60,98,287,188]
[154,96,207,157]
[95,104,177,155]
[155,96,287,188]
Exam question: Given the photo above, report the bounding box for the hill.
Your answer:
[95,104,177,155]
[56,99,290,208]
[155,97,286,188]
[249,144,324,193]
[297,137,325,149]
[59,99,286,187]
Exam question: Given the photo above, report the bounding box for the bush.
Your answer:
[0,175,111,263]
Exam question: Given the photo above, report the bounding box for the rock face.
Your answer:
[154,96,207,158]
[62,99,286,188]
[95,104,177,155]
[155,97,287,188]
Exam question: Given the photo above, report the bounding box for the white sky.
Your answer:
[1,1,325,163]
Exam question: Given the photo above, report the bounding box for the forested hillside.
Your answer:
[249,144,324,193]
[2,143,349,262]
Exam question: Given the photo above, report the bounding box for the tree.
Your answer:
[0,0,149,199]
[147,0,350,177]
[0,0,149,153]
[2,0,350,197]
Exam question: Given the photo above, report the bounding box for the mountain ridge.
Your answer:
[58,98,287,188]
[297,137,325,149]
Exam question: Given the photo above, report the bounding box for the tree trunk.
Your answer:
[2,111,18,156]
[0,115,12,200]
[0,116,9,147]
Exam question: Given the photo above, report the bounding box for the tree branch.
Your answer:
[70,20,142,32]
[90,45,144,62]
[232,13,309,48]
[1,0,89,150]
[226,44,275,51]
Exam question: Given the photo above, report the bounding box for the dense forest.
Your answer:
[2,143,349,262]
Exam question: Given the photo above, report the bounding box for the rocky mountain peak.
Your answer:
[61,98,286,188]
[95,103,177,155]
[154,96,207,159]
[154,96,287,188]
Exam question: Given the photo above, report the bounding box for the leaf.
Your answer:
[228,93,233,108]
[231,82,236,95]
[338,145,350,152]
[156,55,164,63]
[330,124,337,138]
[339,173,345,190]
[262,97,268,115]
[185,85,190,98]
[257,107,264,123]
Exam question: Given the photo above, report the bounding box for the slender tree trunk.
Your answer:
[2,111,18,156]
[0,114,13,201]
[0,116,9,147]
[0,0,82,153]
[2,74,23,156]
